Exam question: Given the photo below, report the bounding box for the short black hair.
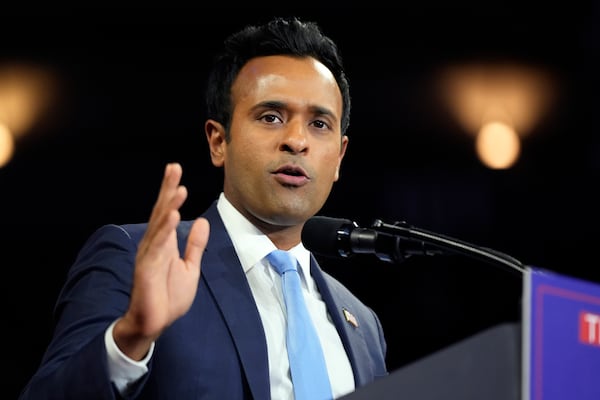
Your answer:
[205,16,351,140]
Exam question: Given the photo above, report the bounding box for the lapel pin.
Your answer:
[343,308,359,328]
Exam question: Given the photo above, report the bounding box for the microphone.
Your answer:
[301,215,525,275]
[301,216,441,264]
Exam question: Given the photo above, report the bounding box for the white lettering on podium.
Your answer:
[580,311,600,345]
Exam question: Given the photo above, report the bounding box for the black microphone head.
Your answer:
[301,215,357,258]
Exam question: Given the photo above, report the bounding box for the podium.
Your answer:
[341,322,521,400]
[342,267,600,400]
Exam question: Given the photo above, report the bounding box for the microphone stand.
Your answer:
[370,219,526,277]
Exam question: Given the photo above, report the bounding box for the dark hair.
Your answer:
[205,16,351,140]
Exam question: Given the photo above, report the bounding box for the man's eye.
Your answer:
[261,114,281,123]
[312,120,329,129]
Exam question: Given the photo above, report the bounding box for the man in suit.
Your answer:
[19,16,388,399]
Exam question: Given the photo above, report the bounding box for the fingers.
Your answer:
[185,217,210,271]
[137,163,188,262]
[150,163,184,222]
[144,163,209,269]
[147,163,187,243]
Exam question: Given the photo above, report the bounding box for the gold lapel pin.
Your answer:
[343,308,359,328]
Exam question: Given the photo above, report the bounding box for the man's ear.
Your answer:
[334,135,349,181]
[205,119,226,167]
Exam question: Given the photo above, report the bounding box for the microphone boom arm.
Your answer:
[370,219,526,276]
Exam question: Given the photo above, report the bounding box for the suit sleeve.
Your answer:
[19,224,144,400]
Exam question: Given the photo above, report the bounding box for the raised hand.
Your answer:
[113,163,209,360]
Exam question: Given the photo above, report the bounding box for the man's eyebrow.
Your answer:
[310,105,337,121]
[252,100,284,110]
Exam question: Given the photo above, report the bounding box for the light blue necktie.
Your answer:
[267,249,333,400]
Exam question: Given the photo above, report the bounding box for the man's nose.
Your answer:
[280,121,309,154]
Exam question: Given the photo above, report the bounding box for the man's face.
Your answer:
[208,55,348,231]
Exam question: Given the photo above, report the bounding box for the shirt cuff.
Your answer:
[105,318,155,393]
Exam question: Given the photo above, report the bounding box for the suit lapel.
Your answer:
[189,203,373,396]
[199,204,271,400]
[310,255,373,387]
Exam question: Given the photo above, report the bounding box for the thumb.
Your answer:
[184,217,210,270]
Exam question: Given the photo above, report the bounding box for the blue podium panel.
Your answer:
[523,267,600,400]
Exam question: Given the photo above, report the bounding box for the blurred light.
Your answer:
[0,123,15,167]
[0,64,56,137]
[437,63,555,169]
[0,63,58,167]
[476,121,520,169]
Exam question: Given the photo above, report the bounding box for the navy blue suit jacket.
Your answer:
[20,202,388,399]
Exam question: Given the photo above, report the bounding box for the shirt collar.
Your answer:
[215,193,312,280]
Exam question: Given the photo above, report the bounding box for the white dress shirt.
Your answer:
[106,193,355,398]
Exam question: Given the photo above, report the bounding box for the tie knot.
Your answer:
[267,249,298,276]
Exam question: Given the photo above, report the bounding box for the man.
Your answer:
[19,16,388,399]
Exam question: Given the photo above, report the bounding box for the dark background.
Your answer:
[3,3,599,397]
